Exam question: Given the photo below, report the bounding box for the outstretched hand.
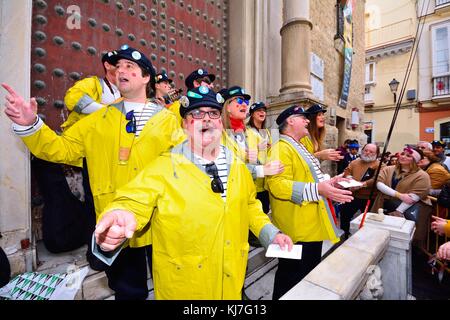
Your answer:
[272,233,293,251]
[2,83,38,126]
[95,210,137,252]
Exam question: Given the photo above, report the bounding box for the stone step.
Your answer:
[28,239,340,300]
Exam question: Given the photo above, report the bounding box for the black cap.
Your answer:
[101,50,119,64]
[306,104,327,115]
[185,69,216,89]
[276,105,308,125]
[109,45,155,79]
[222,86,251,102]
[432,140,447,147]
[179,86,224,118]
[249,102,266,114]
[155,72,173,84]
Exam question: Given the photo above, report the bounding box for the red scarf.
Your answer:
[230,118,245,133]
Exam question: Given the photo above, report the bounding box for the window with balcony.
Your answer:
[432,23,450,96]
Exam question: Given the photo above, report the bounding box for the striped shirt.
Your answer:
[124,101,161,137]
[194,145,228,200]
[288,136,326,202]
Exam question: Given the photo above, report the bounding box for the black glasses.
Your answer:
[205,163,224,193]
[188,109,221,119]
[125,110,136,133]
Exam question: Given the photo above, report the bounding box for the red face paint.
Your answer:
[190,119,195,125]
[131,72,137,77]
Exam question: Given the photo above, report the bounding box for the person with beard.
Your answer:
[340,143,382,239]
[2,46,184,300]
[266,105,353,299]
[92,86,293,299]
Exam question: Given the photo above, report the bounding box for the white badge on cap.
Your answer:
[132,51,141,60]
[198,69,204,75]
[216,93,224,104]
[179,96,189,108]
[121,44,129,50]
[241,88,246,94]
[199,86,209,94]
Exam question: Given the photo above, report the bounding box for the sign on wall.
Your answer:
[338,0,354,108]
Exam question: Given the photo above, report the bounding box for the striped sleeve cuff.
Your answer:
[258,224,281,249]
[301,183,320,202]
[12,116,44,137]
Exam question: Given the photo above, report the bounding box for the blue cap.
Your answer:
[179,86,224,118]
[249,102,266,114]
[276,105,308,125]
[109,45,155,80]
[222,86,251,102]
[307,104,327,115]
[155,72,173,84]
[185,69,216,89]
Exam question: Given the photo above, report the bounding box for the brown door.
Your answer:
[31,0,229,130]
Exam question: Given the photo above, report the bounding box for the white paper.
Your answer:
[338,179,363,188]
[265,244,302,260]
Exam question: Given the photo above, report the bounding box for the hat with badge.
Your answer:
[101,50,119,64]
[109,45,155,79]
[155,72,173,84]
[306,104,327,115]
[179,86,225,118]
[276,105,308,126]
[222,86,251,102]
[431,140,447,148]
[249,102,266,114]
[185,69,216,90]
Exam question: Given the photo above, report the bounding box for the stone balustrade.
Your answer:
[281,212,415,300]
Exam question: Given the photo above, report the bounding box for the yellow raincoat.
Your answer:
[21,99,184,247]
[61,76,104,130]
[101,142,273,299]
[224,128,267,192]
[266,135,340,244]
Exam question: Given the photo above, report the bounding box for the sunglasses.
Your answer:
[198,77,212,85]
[188,109,221,119]
[205,163,224,194]
[234,97,249,105]
[125,110,136,134]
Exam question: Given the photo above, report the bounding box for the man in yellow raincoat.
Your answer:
[265,105,354,300]
[93,86,293,299]
[2,46,184,300]
[61,50,121,130]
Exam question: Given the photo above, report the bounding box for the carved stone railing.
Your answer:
[281,213,415,300]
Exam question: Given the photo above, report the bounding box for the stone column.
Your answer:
[0,0,34,274]
[280,0,312,94]
[351,213,416,300]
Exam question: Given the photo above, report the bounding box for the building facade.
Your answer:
[417,0,450,152]
[364,0,419,153]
